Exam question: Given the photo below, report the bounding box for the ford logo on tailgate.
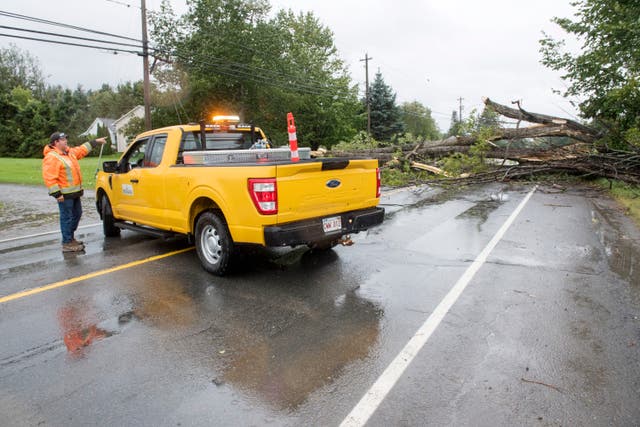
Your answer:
[326,179,341,188]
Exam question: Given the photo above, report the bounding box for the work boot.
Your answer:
[71,238,84,245]
[62,242,84,252]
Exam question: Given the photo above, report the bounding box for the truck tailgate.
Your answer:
[275,158,379,224]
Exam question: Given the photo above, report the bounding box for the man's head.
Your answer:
[49,132,68,150]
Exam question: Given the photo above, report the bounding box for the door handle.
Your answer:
[130,179,139,183]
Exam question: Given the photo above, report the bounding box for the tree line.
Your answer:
[0,45,145,158]
[0,0,440,158]
[1,0,638,169]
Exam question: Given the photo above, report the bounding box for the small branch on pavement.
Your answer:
[520,377,563,393]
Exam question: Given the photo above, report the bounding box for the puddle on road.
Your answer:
[55,295,140,358]
[455,199,503,231]
[220,291,382,410]
[591,197,640,304]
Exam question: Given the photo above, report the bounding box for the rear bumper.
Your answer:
[263,207,385,247]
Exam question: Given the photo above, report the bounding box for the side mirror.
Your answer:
[102,161,118,173]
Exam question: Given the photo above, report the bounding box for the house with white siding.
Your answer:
[113,105,145,152]
[80,105,145,152]
[80,117,116,145]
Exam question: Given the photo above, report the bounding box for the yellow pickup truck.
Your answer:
[95,117,384,275]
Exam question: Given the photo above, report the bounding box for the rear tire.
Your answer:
[195,211,233,276]
[101,195,121,237]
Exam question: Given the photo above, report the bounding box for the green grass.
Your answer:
[381,168,414,187]
[594,178,640,226]
[0,155,120,188]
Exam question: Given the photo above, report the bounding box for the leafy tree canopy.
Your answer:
[540,0,640,146]
[149,0,360,148]
[0,44,46,97]
[0,46,50,157]
[0,45,146,157]
[399,101,440,140]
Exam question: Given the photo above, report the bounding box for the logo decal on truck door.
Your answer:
[326,179,341,188]
[122,184,134,195]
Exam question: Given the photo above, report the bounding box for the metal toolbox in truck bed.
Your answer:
[183,147,311,165]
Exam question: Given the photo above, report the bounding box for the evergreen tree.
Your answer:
[368,71,403,142]
[447,110,462,136]
[477,106,500,131]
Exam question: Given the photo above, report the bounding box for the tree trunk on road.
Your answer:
[322,98,640,184]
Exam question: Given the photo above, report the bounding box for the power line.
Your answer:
[1,17,348,97]
[0,10,357,99]
[0,26,349,98]
[0,25,143,49]
[174,51,349,98]
[0,10,140,42]
[105,0,138,9]
[0,33,141,55]
[0,34,344,98]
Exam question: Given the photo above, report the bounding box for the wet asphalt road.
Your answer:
[1,182,639,426]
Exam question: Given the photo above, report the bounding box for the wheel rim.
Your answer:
[200,224,222,265]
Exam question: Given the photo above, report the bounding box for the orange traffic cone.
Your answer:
[287,112,300,162]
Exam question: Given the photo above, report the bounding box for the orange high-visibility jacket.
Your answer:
[42,142,93,198]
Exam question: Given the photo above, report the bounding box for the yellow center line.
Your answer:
[0,247,195,304]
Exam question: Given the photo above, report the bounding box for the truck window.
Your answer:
[146,135,167,167]
[121,138,149,171]
[180,133,202,151]
[205,132,250,150]
[177,130,253,164]
[182,130,252,151]
[177,133,202,164]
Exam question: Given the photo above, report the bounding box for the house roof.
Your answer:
[80,106,144,137]
[80,117,116,136]
[99,118,116,129]
[114,105,145,126]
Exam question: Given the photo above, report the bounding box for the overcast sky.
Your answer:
[1,0,579,131]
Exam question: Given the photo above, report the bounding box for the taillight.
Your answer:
[248,178,278,215]
[376,167,381,198]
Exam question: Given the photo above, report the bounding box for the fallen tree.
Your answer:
[326,98,640,184]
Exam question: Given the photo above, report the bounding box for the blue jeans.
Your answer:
[58,197,82,244]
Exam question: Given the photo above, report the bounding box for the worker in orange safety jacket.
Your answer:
[42,132,107,252]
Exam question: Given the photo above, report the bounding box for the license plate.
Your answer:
[322,216,342,233]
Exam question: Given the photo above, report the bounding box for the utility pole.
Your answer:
[360,53,373,136]
[141,0,152,130]
[457,97,464,122]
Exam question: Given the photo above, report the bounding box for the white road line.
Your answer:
[0,223,102,244]
[340,185,538,427]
